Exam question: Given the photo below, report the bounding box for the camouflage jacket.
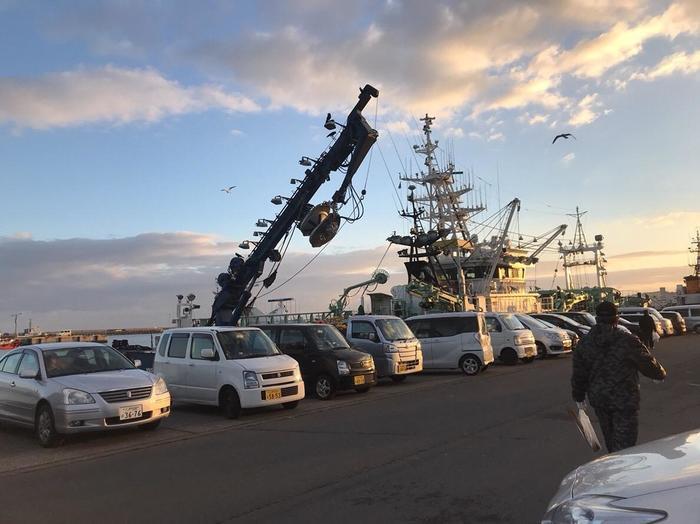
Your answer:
[572,323,666,411]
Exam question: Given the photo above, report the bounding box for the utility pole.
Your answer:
[11,312,22,337]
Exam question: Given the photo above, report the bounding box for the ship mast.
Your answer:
[559,207,607,289]
[690,230,700,278]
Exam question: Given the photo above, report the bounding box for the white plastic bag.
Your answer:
[568,407,602,451]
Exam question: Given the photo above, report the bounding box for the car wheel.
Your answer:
[459,354,482,376]
[390,375,407,383]
[138,419,162,431]
[282,400,299,410]
[536,342,548,359]
[220,387,241,419]
[35,403,63,448]
[355,386,371,394]
[314,374,336,400]
[500,348,518,365]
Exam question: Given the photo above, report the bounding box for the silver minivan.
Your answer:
[662,305,700,334]
[404,312,494,376]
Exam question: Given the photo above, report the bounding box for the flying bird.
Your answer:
[552,133,576,144]
[220,186,236,193]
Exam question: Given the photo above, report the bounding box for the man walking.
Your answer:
[572,302,666,453]
[639,309,657,349]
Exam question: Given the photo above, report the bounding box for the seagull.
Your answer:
[220,186,236,193]
[552,133,576,144]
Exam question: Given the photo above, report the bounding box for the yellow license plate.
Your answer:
[353,375,365,386]
[398,363,407,372]
[265,389,282,400]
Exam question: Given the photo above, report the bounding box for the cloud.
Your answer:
[569,93,604,126]
[631,50,700,81]
[562,152,576,164]
[0,66,260,129]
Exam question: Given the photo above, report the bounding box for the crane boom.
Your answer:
[210,84,379,326]
[524,224,567,264]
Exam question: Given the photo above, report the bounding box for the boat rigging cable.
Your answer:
[209,84,380,326]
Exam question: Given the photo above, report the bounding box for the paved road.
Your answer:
[1,335,698,523]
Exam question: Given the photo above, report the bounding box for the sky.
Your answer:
[1,0,699,332]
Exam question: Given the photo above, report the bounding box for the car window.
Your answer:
[424,317,472,337]
[191,334,218,360]
[168,333,189,358]
[18,351,40,377]
[217,330,280,359]
[671,308,689,318]
[485,317,502,333]
[1,352,23,374]
[42,346,134,378]
[406,320,431,339]
[157,333,171,356]
[690,307,700,318]
[375,318,414,341]
[258,328,276,342]
[351,321,378,340]
[500,314,526,330]
[279,329,307,352]
[308,325,350,350]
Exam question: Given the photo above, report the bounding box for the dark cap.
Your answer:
[595,301,618,319]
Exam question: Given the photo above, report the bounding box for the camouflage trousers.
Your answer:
[593,407,639,453]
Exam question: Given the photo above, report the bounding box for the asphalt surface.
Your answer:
[1,335,699,523]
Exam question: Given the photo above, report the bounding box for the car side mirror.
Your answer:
[201,348,216,359]
[133,359,142,368]
[19,369,39,380]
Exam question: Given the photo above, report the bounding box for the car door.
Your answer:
[348,321,381,359]
[9,350,42,424]
[278,328,314,380]
[0,351,24,421]
[186,333,220,403]
[163,332,190,400]
[484,316,505,356]
[406,319,434,366]
[429,318,463,368]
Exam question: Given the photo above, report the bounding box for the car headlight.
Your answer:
[293,367,302,382]
[154,377,168,395]
[544,496,666,523]
[243,371,260,389]
[63,388,96,405]
[383,343,398,353]
[514,334,532,345]
[337,360,350,375]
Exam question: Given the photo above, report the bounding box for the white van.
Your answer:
[483,312,537,365]
[619,307,673,336]
[515,314,572,358]
[345,315,423,381]
[404,312,493,376]
[154,327,304,418]
[662,305,700,334]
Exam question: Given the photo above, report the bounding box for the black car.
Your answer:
[660,311,686,335]
[531,313,591,338]
[258,323,377,400]
[557,311,597,328]
[617,317,642,337]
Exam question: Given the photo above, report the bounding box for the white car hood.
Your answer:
[235,354,297,373]
[53,369,154,393]
[572,429,700,499]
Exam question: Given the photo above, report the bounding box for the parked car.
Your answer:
[404,312,493,375]
[660,310,687,335]
[153,327,304,418]
[620,313,663,337]
[515,314,572,358]
[662,305,700,334]
[483,312,537,364]
[557,311,597,328]
[0,343,171,447]
[619,307,673,336]
[257,323,376,400]
[531,313,591,339]
[617,317,642,337]
[542,428,700,523]
[345,315,423,381]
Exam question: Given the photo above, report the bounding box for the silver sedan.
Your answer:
[0,342,171,447]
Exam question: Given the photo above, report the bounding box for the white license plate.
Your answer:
[118,405,143,421]
[353,375,366,385]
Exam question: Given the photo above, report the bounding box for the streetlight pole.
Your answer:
[11,312,22,337]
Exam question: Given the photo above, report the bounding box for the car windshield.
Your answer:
[43,346,135,378]
[539,319,558,329]
[308,325,351,350]
[516,315,549,329]
[217,330,280,359]
[376,318,414,341]
[574,312,596,325]
[500,314,526,330]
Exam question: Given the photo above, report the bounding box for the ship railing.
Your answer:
[241,310,353,326]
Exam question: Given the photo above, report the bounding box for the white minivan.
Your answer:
[404,312,493,375]
[515,314,572,358]
[154,327,304,418]
[483,312,537,365]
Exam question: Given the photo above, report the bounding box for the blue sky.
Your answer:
[1,0,699,330]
